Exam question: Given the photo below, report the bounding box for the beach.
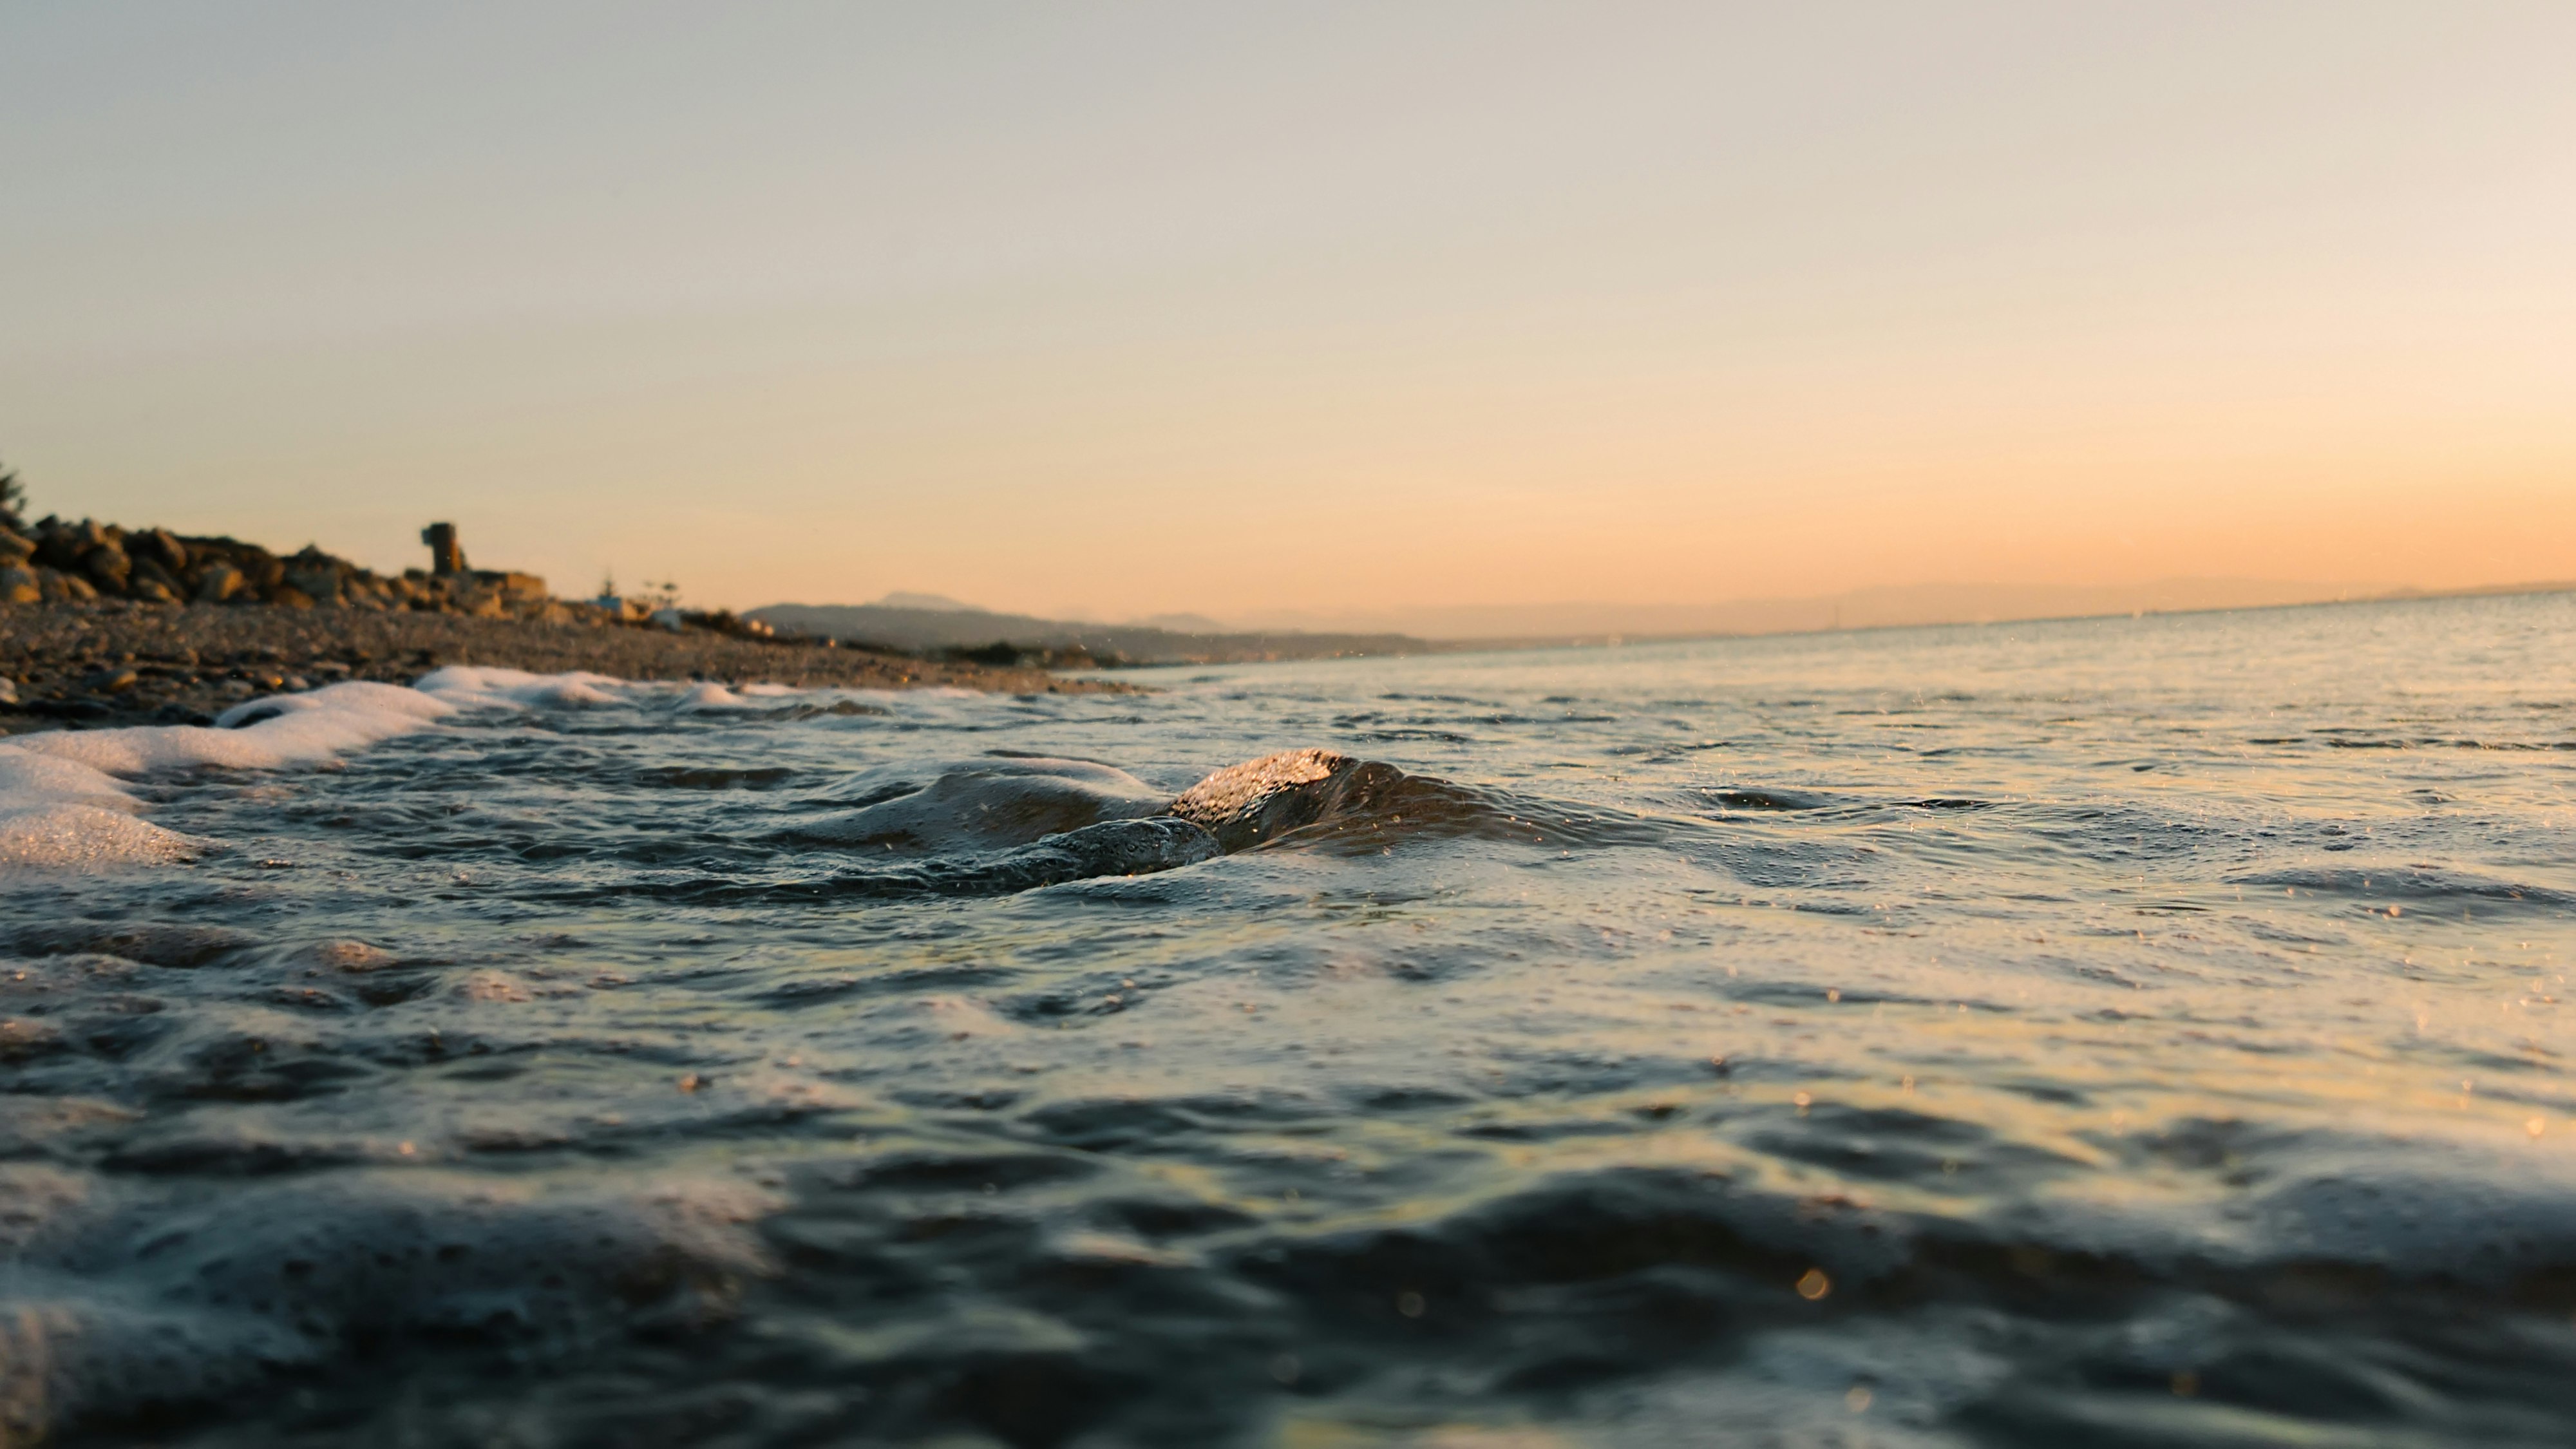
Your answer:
[0,600,1121,732]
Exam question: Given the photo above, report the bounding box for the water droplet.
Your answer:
[1795,1268,1831,1300]
[1396,1291,1426,1318]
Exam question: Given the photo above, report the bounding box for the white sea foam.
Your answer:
[0,668,978,868]
[0,670,659,870]
[0,747,185,866]
[413,665,631,710]
[0,766,192,867]
[674,681,755,711]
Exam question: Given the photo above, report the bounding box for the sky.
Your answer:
[3,1,2571,621]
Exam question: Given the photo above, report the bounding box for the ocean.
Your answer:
[3,592,2572,1447]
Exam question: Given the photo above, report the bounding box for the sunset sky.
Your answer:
[3,2,2571,620]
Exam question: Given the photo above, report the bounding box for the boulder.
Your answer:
[79,543,131,594]
[129,556,183,597]
[34,523,91,573]
[194,560,245,603]
[285,567,345,605]
[41,568,97,603]
[0,528,32,564]
[0,564,39,605]
[284,546,347,605]
[135,527,188,573]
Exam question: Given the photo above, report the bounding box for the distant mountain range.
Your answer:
[744,600,1426,667]
[752,576,2575,667]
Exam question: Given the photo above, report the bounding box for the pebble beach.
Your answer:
[0,601,1120,733]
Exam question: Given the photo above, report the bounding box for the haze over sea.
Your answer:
[5,591,2573,1447]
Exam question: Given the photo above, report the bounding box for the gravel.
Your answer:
[0,601,1126,734]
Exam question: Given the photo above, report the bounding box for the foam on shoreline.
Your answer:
[0,668,667,868]
[0,667,1093,868]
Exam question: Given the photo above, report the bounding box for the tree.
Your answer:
[0,460,24,531]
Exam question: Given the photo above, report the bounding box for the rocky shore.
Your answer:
[0,503,1125,731]
[0,602,1121,734]
[0,515,576,618]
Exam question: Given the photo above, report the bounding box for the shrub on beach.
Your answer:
[0,463,24,532]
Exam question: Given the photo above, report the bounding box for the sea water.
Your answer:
[3,592,2572,1447]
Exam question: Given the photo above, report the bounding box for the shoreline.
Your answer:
[0,601,1125,734]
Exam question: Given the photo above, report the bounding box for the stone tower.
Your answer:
[421,522,468,575]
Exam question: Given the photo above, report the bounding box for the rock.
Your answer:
[82,667,141,695]
[285,567,343,605]
[79,543,131,594]
[34,520,105,572]
[129,556,184,598]
[285,547,347,605]
[0,565,38,606]
[0,519,572,620]
[194,560,245,603]
[135,527,188,573]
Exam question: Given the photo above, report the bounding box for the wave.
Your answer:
[787,757,1172,853]
[2231,866,2575,909]
[0,1166,773,1441]
[1167,748,1660,854]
